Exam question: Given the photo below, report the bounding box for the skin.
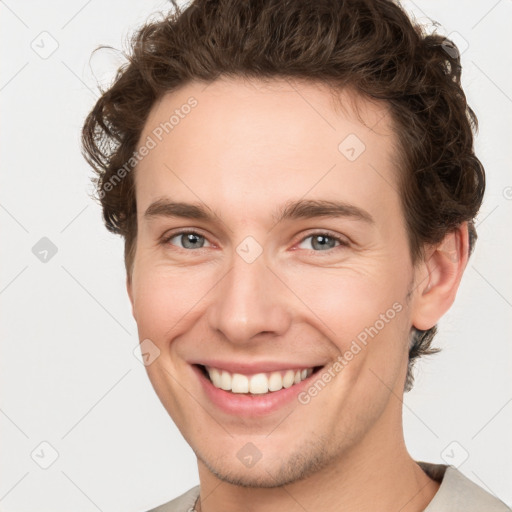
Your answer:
[127,77,469,512]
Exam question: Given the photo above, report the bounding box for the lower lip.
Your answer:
[192,364,322,417]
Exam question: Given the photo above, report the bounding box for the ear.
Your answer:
[126,274,136,321]
[411,222,470,331]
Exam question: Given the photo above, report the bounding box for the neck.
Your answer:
[195,401,440,511]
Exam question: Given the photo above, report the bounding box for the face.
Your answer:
[128,77,423,487]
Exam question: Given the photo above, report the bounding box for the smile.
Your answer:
[192,363,324,417]
[202,365,315,394]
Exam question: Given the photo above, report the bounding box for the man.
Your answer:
[81,0,510,510]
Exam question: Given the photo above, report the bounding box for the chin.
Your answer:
[196,435,335,488]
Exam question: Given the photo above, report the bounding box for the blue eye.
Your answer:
[297,233,348,251]
[163,231,211,250]
[160,230,348,253]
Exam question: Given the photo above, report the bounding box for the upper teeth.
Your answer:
[206,366,314,394]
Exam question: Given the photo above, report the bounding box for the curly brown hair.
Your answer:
[81,0,485,391]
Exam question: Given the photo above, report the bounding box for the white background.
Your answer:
[1,1,511,511]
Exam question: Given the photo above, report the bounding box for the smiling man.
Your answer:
[81,1,509,511]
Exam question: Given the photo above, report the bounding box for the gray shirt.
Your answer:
[147,462,511,511]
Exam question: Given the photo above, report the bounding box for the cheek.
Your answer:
[130,265,205,341]
[132,257,410,343]
[288,265,411,392]
[285,264,409,341]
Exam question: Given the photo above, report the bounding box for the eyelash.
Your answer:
[159,229,349,253]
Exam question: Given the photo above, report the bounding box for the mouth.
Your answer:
[189,359,329,416]
[196,364,323,395]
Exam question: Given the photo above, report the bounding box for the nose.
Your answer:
[206,247,292,345]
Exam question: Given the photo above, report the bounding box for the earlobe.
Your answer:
[411,223,469,331]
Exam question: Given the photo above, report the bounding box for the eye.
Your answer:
[296,232,348,252]
[161,230,212,250]
[160,230,348,253]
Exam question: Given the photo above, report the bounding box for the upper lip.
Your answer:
[190,359,324,374]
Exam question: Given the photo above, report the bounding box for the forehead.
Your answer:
[134,77,401,223]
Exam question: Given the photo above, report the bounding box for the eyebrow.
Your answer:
[143,197,374,225]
